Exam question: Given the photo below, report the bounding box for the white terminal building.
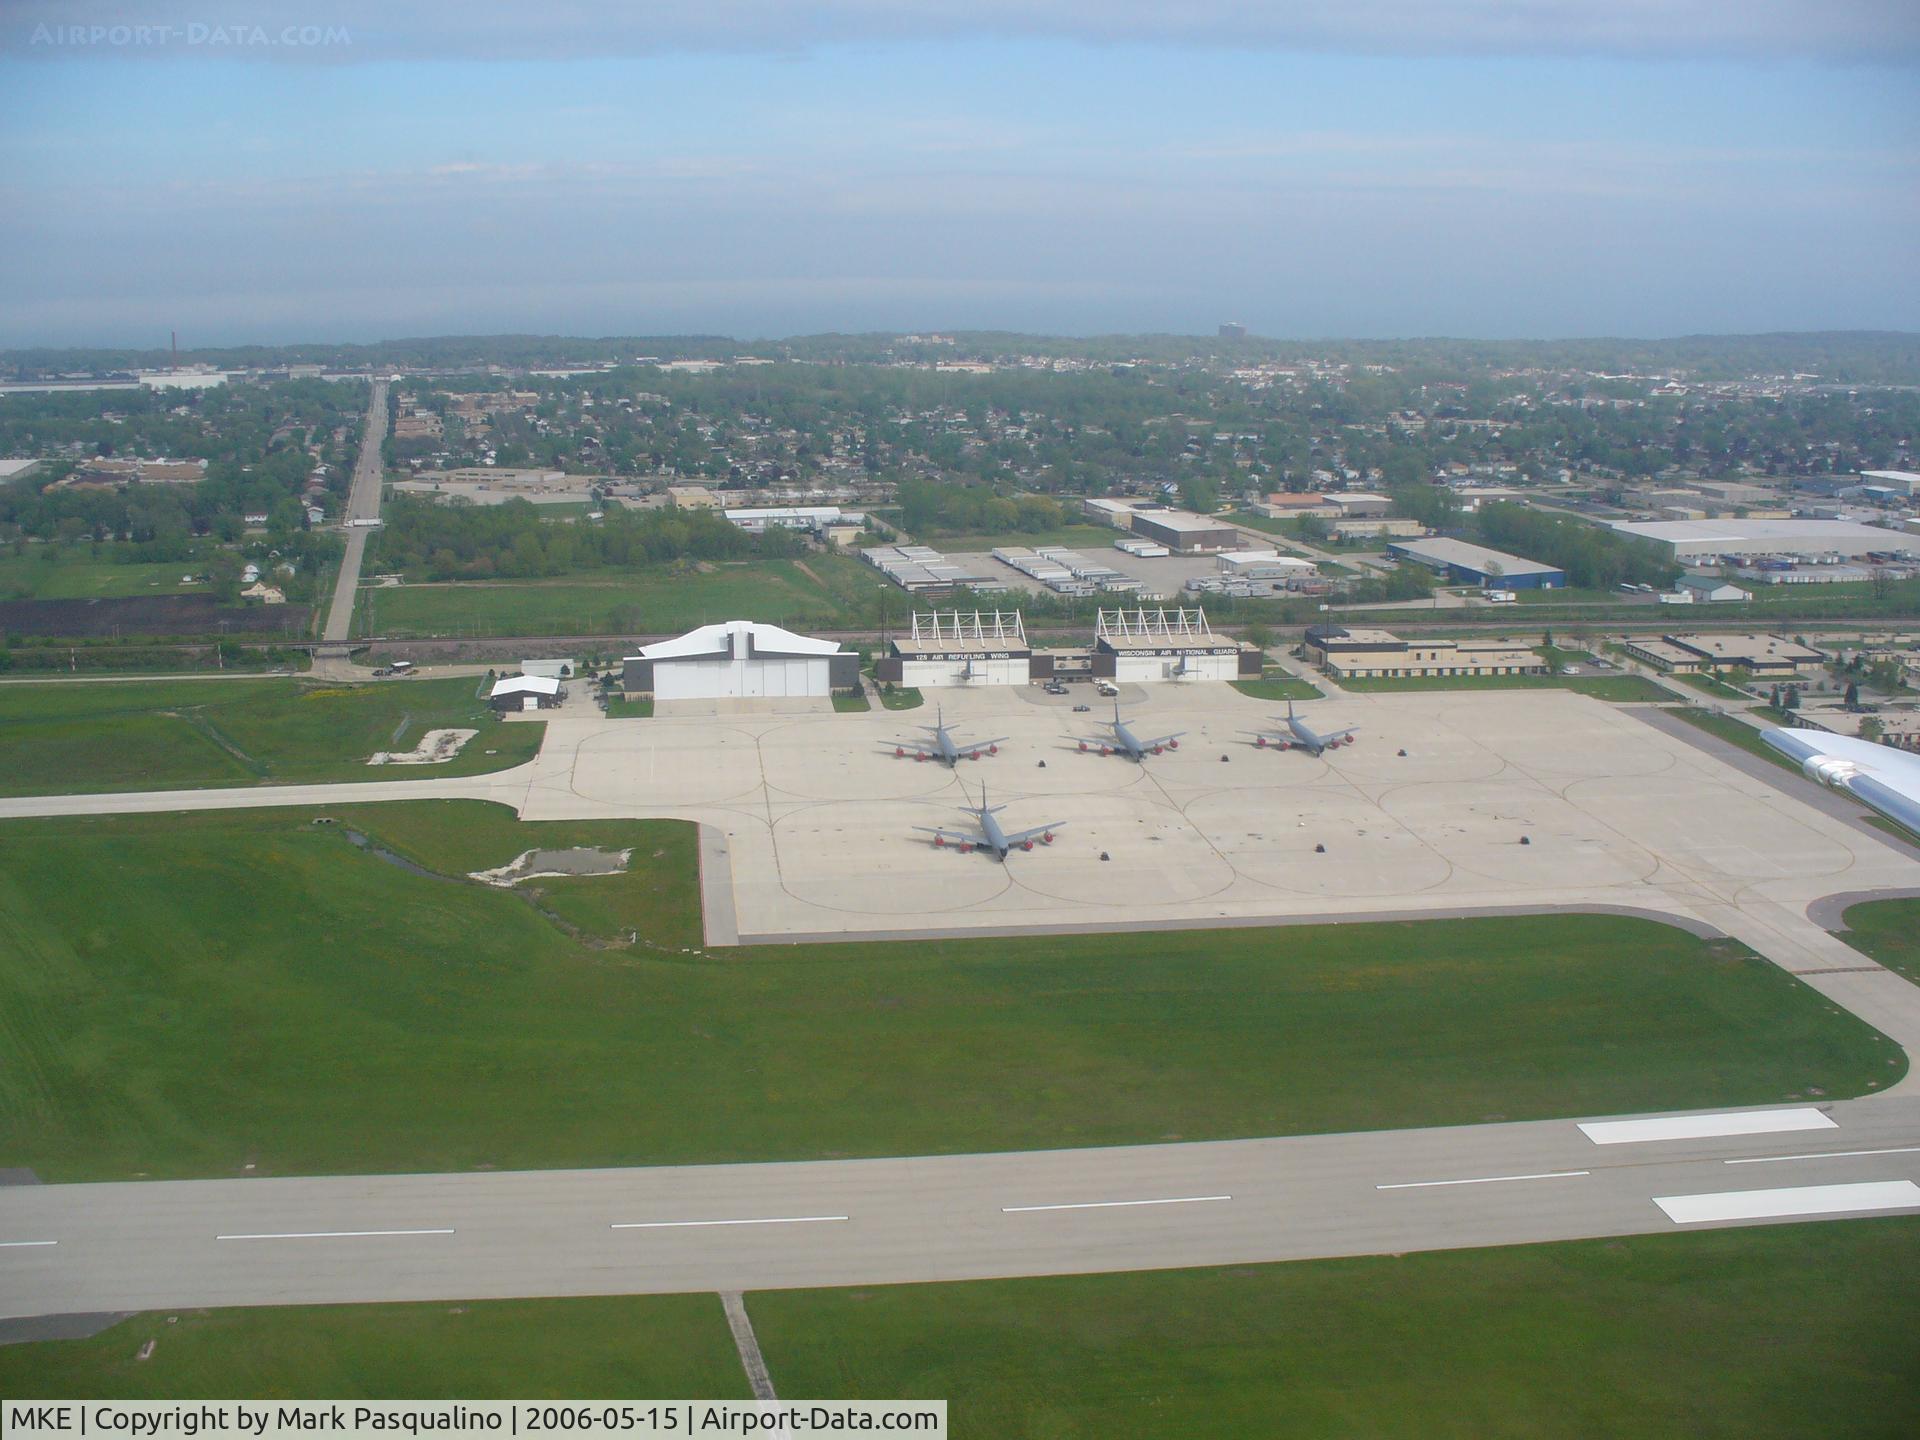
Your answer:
[878,611,1033,688]
[622,620,860,700]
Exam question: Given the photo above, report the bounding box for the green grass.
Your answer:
[877,685,925,710]
[0,803,1900,1182]
[0,550,207,601]
[1565,674,1677,701]
[1677,670,1754,700]
[1230,674,1324,701]
[1666,706,1801,772]
[355,555,877,638]
[604,694,652,718]
[753,1221,1920,1439]
[0,1295,750,1400]
[0,677,542,794]
[832,691,872,712]
[1834,896,1920,987]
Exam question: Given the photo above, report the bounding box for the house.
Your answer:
[239,581,286,604]
[1675,575,1750,603]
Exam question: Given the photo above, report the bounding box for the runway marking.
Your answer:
[611,1215,849,1230]
[1724,1146,1920,1167]
[1579,1108,1835,1145]
[1002,1195,1231,1213]
[1376,1170,1589,1191]
[215,1229,455,1241]
[0,1240,58,1248]
[1655,1180,1920,1225]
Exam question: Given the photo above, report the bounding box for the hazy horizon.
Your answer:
[3,1,1916,348]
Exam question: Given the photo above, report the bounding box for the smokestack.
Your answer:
[171,330,178,369]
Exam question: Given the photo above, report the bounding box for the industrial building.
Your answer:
[1608,519,1918,564]
[1218,551,1316,581]
[1093,607,1261,682]
[1621,633,1823,677]
[622,620,860,700]
[1127,508,1241,554]
[489,674,564,712]
[1304,625,1545,679]
[1330,517,1427,542]
[861,545,1006,596]
[1387,536,1566,590]
[876,611,1034,688]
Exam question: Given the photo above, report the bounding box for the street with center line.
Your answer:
[5,1098,1917,1321]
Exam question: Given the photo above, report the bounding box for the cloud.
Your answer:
[7,0,1918,64]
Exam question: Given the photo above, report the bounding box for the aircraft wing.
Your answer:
[998,820,1066,848]
[912,823,986,848]
[1135,730,1186,750]
[1762,726,1920,834]
[1321,726,1359,744]
[890,739,942,757]
[966,736,1010,751]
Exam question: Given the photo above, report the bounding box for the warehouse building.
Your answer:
[1621,633,1823,677]
[489,674,564,712]
[1387,536,1565,590]
[876,611,1034,687]
[1608,519,1918,564]
[1127,508,1241,554]
[1303,625,1545,679]
[1093,607,1261,682]
[622,620,860,700]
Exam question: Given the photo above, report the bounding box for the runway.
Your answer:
[4,1099,1917,1321]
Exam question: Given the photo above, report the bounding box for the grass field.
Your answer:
[1337,671,1674,701]
[355,555,877,638]
[832,691,871,712]
[0,677,543,794]
[0,550,205,601]
[1667,706,1799,772]
[7,1221,1915,1425]
[1834,896,1920,987]
[0,1294,749,1400]
[754,1220,1920,1439]
[1230,674,1324,701]
[604,694,652,718]
[877,685,925,709]
[0,802,1900,1182]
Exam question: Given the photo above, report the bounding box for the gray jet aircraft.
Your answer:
[890,705,1008,766]
[1077,701,1185,761]
[1248,700,1358,756]
[914,783,1066,859]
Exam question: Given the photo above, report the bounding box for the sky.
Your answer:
[0,1,1916,347]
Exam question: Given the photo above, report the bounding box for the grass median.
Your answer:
[0,803,1901,1182]
[0,676,542,794]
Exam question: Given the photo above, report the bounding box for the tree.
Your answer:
[1845,680,1861,710]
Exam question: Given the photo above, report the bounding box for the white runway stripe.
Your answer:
[1655,1180,1920,1225]
[1579,1108,1835,1145]
[216,1229,455,1241]
[1003,1195,1231,1213]
[1724,1146,1920,1166]
[1377,1170,1589,1191]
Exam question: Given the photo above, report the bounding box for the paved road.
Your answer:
[320,380,388,648]
[4,1098,1915,1320]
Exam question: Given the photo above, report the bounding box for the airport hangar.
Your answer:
[622,619,859,700]
[1386,536,1565,590]
[875,610,1036,687]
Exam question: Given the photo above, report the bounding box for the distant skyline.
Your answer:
[1,1,1916,347]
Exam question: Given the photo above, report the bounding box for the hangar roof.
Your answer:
[490,674,561,698]
[637,620,847,662]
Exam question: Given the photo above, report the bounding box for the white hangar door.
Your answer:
[655,658,738,700]
[742,658,825,697]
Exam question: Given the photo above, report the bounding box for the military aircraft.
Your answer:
[1248,700,1359,756]
[914,783,1066,859]
[889,705,1008,766]
[1076,700,1185,761]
